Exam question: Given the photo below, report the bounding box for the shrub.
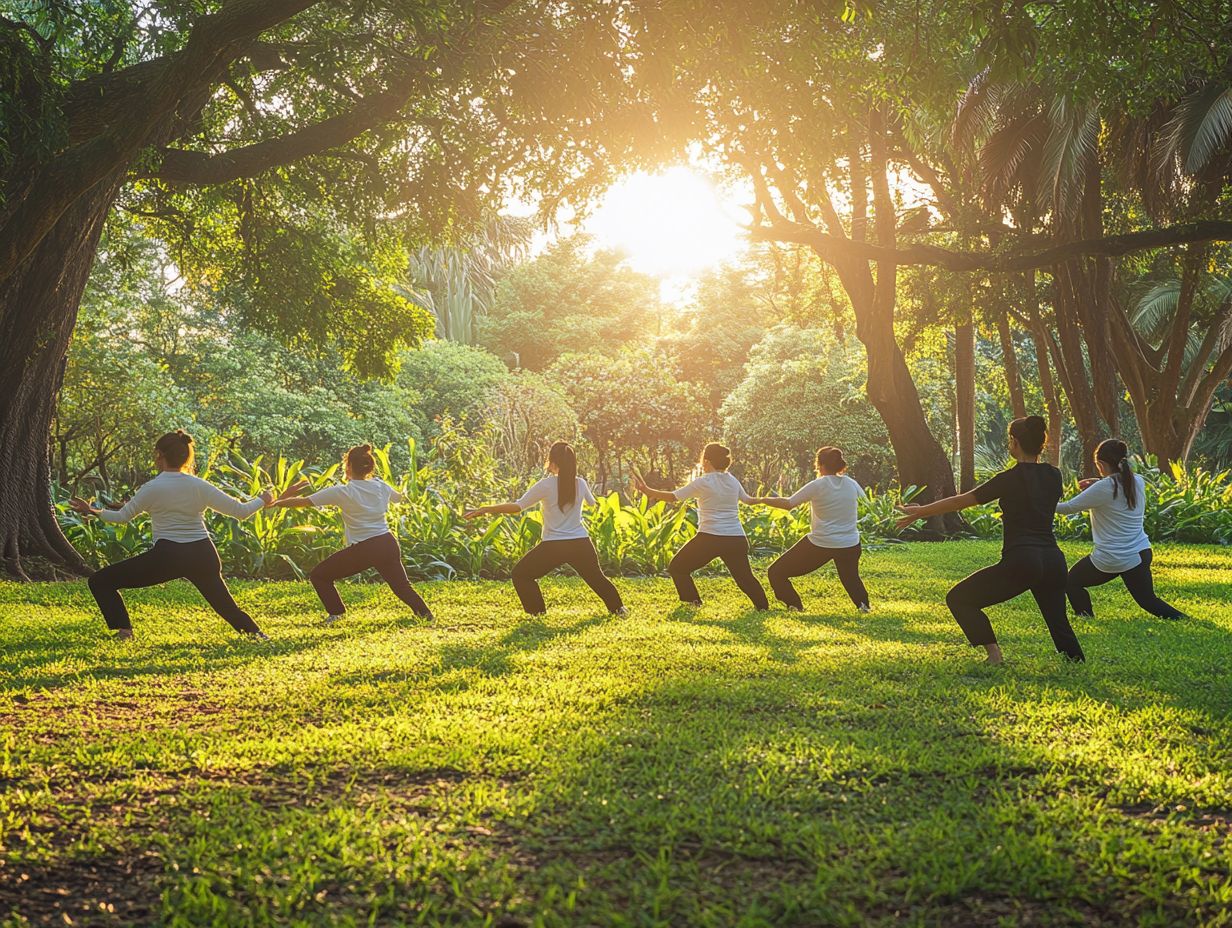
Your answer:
[57,449,1231,582]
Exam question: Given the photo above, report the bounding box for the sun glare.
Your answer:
[584,167,747,284]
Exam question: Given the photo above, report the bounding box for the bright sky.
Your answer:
[582,166,749,301]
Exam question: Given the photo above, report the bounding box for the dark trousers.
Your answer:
[310,532,431,617]
[87,538,260,633]
[768,538,868,610]
[1067,549,1181,619]
[668,533,769,609]
[511,538,623,615]
[945,545,1084,660]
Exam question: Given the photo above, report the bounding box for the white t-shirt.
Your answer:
[673,471,752,536]
[309,478,400,545]
[1055,473,1150,574]
[97,471,264,543]
[516,475,595,541]
[786,474,866,548]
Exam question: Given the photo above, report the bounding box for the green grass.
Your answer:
[2,541,1230,927]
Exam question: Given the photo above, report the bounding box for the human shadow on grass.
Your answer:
[492,658,1227,926]
[0,616,336,693]
[8,594,1230,926]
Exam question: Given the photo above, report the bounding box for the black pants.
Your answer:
[945,545,1084,660]
[310,532,431,617]
[512,538,623,615]
[668,533,769,609]
[768,538,868,610]
[87,538,261,634]
[1067,549,1181,619]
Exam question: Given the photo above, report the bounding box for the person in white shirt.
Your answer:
[269,443,433,624]
[463,441,624,616]
[1056,439,1183,620]
[632,442,769,610]
[752,446,870,612]
[69,430,275,639]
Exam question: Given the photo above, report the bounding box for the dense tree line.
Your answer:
[5,0,1232,576]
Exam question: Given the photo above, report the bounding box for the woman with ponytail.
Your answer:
[632,442,770,610]
[1056,439,1183,620]
[896,416,1084,664]
[754,446,870,613]
[463,441,625,616]
[270,444,433,623]
[69,430,276,639]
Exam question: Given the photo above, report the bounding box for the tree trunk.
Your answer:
[996,310,1027,418]
[1023,270,1062,467]
[955,321,976,491]
[1050,265,1102,475]
[0,177,121,578]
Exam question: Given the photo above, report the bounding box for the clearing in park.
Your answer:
[2,541,1230,927]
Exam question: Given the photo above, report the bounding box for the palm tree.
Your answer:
[397,215,533,344]
[954,69,1232,469]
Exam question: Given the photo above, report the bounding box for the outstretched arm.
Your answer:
[201,481,274,520]
[70,495,139,522]
[1055,478,1109,515]
[462,502,521,519]
[71,484,150,522]
[895,491,980,529]
[630,475,679,504]
[748,496,795,510]
[267,479,315,509]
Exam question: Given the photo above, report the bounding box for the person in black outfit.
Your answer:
[896,416,1084,665]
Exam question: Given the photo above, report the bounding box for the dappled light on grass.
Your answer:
[2,541,1231,925]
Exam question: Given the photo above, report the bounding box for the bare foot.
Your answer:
[114,629,134,641]
[983,643,1004,665]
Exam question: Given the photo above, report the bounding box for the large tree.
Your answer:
[0,0,645,576]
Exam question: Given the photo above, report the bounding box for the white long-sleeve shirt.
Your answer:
[308,477,401,545]
[96,471,264,543]
[516,475,595,541]
[785,474,866,548]
[1055,473,1150,573]
[673,471,753,536]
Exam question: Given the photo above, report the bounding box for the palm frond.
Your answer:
[1037,97,1101,220]
[1162,81,1232,174]
[979,109,1047,204]
[952,67,999,150]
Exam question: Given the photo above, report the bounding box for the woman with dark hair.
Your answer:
[754,446,870,613]
[269,444,433,624]
[69,430,275,639]
[632,442,769,610]
[463,441,625,616]
[1056,439,1183,620]
[896,416,1084,664]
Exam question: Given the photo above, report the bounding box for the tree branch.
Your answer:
[1181,297,1232,405]
[748,219,1232,273]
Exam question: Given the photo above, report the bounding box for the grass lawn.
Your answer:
[1,540,1230,927]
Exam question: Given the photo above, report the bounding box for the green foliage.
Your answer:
[549,347,709,485]
[395,340,511,435]
[721,325,892,489]
[479,237,663,371]
[657,260,783,409]
[486,370,582,476]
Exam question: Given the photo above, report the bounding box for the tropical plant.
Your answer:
[397,216,534,344]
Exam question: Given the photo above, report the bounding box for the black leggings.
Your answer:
[1067,549,1181,619]
[512,538,623,615]
[310,532,431,617]
[668,533,769,609]
[768,538,868,610]
[87,538,261,634]
[945,545,1084,660]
